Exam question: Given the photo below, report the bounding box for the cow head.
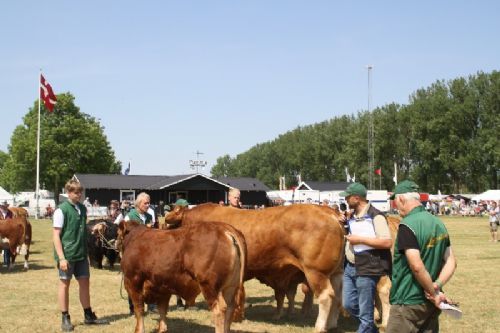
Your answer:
[163,205,187,228]
[91,222,107,236]
[116,220,141,255]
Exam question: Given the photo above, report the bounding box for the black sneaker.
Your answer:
[84,311,109,325]
[61,314,74,332]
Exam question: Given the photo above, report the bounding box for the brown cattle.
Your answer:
[0,218,24,255]
[118,220,247,333]
[0,215,31,270]
[8,207,29,219]
[165,203,345,333]
[374,215,401,332]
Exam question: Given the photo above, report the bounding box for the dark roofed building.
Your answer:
[73,173,270,208]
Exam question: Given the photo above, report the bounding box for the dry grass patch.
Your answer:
[0,216,498,332]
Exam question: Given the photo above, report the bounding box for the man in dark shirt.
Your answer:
[387,180,457,333]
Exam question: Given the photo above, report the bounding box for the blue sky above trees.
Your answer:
[1,1,499,175]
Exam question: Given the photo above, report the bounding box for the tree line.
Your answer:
[211,71,499,193]
[0,93,121,199]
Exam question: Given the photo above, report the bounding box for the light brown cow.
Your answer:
[118,220,247,333]
[165,203,345,333]
[374,215,401,332]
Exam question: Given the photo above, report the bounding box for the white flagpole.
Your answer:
[393,162,398,185]
[35,71,42,219]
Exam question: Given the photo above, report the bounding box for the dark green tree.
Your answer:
[0,93,121,200]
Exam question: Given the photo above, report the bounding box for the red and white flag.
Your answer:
[375,167,382,176]
[40,74,57,112]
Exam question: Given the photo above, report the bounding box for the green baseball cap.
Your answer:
[339,182,367,198]
[390,180,419,199]
[175,199,189,207]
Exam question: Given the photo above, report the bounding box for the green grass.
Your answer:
[0,216,498,332]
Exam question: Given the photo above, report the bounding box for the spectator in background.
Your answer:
[92,200,99,207]
[158,200,165,217]
[83,197,91,209]
[108,200,122,225]
[488,201,499,242]
[172,198,190,310]
[147,204,158,229]
[228,188,241,208]
[46,203,54,218]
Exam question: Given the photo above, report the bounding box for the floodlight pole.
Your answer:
[367,65,374,190]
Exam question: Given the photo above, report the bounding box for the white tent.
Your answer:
[471,190,500,202]
[0,186,14,205]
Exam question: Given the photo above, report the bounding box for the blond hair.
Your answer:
[65,179,83,194]
[229,188,240,197]
[135,192,150,208]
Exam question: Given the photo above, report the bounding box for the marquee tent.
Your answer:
[471,190,500,202]
[0,186,14,205]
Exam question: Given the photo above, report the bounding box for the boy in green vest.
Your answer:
[387,180,457,333]
[53,180,108,332]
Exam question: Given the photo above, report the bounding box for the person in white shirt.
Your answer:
[488,201,499,242]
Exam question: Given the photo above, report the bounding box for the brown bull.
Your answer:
[165,203,345,333]
[118,220,247,333]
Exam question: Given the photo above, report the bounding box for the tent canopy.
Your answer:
[0,186,14,205]
[471,190,500,202]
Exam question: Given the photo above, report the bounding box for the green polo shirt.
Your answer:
[390,206,450,305]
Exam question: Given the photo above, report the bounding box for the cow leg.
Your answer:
[157,294,171,333]
[9,252,16,270]
[223,287,238,333]
[273,289,285,320]
[304,271,334,333]
[132,299,146,333]
[97,252,104,269]
[285,283,298,318]
[326,271,343,331]
[212,291,229,333]
[301,283,314,317]
[376,275,391,332]
[22,244,29,270]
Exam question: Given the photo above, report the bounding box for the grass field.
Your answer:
[0,216,498,333]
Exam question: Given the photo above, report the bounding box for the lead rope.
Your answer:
[119,271,128,300]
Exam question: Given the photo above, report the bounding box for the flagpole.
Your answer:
[35,70,41,219]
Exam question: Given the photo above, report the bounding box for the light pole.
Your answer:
[367,65,374,190]
[189,150,207,173]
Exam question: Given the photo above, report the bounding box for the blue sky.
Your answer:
[1,1,499,176]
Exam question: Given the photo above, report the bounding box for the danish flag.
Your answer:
[40,74,57,112]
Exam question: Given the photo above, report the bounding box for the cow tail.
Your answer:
[229,231,246,322]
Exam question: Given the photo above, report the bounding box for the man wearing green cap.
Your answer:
[340,182,392,333]
[387,180,457,333]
